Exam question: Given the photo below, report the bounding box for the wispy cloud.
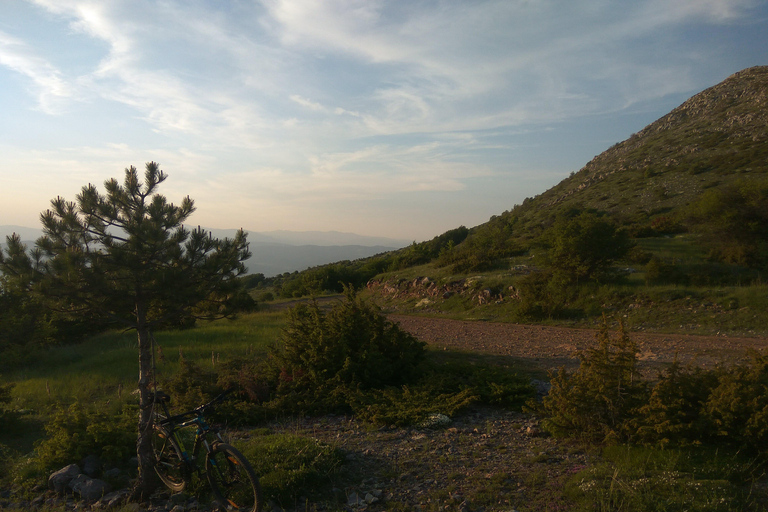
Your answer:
[2,0,764,238]
[0,30,71,113]
[21,0,761,139]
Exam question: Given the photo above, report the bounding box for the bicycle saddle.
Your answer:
[152,390,171,403]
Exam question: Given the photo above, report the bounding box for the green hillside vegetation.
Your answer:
[265,66,768,335]
[457,67,768,266]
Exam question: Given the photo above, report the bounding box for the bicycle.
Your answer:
[150,390,263,512]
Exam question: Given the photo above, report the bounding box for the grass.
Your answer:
[635,235,705,263]
[0,310,285,460]
[565,445,767,511]
[4,310,284,414]
[363,236,768,336]
[234,431,344,508]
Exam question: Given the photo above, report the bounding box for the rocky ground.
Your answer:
[268,409,587,512]
[3,315,766,512]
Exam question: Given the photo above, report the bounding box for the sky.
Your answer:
[1,1,767,242]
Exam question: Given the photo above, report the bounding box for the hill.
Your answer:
[278,66,768,334]
[440,65,768,268]
[543,65,768,224]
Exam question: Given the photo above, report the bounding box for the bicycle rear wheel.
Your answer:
[206,443,262,512]
[152,425,187,492]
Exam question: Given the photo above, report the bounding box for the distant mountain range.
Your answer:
[0,225,411,277]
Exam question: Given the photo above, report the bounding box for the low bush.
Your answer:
[513,270,572,320]
[160,357,225,413]
[420,358,534,408]
[235,432,343,507]
[351,385,477,427]
[0,381,13,427]
[632,361,720,446]
[266,287,426,409]
[538,319,768,455]
[35,402,136,472]
[705,352,768,449]
[0,442,16,481]
[540,319,647,441]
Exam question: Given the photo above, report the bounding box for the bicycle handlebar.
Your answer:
[153,389,233,426]
[193,389,232,414]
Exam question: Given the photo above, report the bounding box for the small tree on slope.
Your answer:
[0,162,251,498]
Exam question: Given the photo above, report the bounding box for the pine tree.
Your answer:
[0,162,250,497]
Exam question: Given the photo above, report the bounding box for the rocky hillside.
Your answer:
[539,66,768,225]
[273,67,768,300]
[424,64,768,269]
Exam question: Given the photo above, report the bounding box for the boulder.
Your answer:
[48,464,81,494]
[347,492,363,507]
[97,489,131,509]
[103,467,122,480]
[68,473,111,501]
[81,454,102,477]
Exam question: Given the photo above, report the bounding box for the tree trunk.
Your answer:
[132,306,159,500]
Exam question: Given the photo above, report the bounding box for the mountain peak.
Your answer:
[543,66,768,219]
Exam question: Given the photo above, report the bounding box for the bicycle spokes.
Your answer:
[207,444,261,511]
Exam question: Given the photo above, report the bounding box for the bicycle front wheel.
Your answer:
[206,443,262,512]
[152,425,187,492]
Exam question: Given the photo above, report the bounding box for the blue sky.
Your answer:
[1,0,766,241]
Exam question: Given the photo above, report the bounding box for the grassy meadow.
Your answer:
[5,311,284,415]
[0,310,353,509]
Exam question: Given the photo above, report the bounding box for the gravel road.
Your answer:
[389,314,768,374]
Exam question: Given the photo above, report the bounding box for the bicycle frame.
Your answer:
[151,390,263,512]
[153,392,228,474]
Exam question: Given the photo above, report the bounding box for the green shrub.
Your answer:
[161,358,221,412]
[632,361,720,446]
[540,318,647,441]
[0,381,13,427]
[420,358,534,408]
[345,357,534,427]
[268,287,426,407]
[514,269,572,319]
[0,442,17,481]
[160,357,275,426]
[351,385,477,427]
[541,210,633,283]
[36,402,136,472]
[0,279,55,369]
[705,352,768,449]
[685,178,768,270]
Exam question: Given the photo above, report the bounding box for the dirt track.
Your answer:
[270,298,768,373]
[389,314,768,374]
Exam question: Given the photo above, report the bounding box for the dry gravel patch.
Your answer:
[271,409,587,512]
[389,314,768,374]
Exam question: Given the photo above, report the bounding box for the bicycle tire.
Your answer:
[206,443,262,512]
[152,425,188,492]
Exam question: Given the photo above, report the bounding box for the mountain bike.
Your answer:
[150,390,263,512]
